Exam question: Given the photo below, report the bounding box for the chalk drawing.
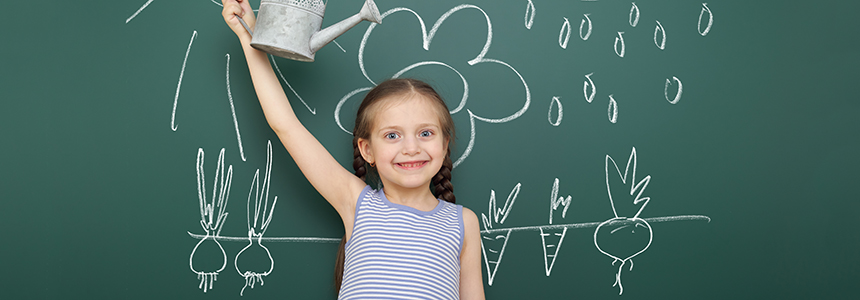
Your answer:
[171,30,197,132]
[269,55,316,115]
[580,14,592,41]
[665,76,683,104]
[595,147,652,295]
[126,0,154,24]
[614,32,625,58]
[548,96,563,127]
[541,178,572,276]
[189,148,233,293]
[583,72,596,103]
[226,54,247,162]
[525,0,536,29]
[559,17,571,49]
[235,141,278,296]
[629,2,640,27]
[699,3,713,36]
[480,183,521,286]
[654,20,666,50]
[608,95,618,123]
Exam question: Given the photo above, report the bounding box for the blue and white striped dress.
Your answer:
[338,186,464,300]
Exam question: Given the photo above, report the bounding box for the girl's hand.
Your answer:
[222,0,256,42]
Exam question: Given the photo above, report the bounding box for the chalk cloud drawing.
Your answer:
[580,14,592,41]
[171,30,197,132]
[665,76,682,104]
[235,141,278,296]
[559,17,572,49]
[336,4,531,168]
[480,183,521,285]
[698,3,713,36]
[540,178,572,276]
[189,148,233,293]
[629,2,640,27]
[525,0,535,29]
[594,146,653,295]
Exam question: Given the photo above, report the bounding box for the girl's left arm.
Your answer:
[460,207,486,300]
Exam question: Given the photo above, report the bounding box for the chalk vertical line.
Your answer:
[225,54,247,162]
[270,55,316,115]
[126,0,154,24]
[171,30,197,132]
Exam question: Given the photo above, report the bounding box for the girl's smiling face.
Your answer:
[358,93,449,192]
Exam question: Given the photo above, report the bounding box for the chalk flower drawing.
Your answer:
[190,148,233,293]
[335,4,531,168]
[594,147,653,295]
[235,141,279,296]
[480,183,521,285]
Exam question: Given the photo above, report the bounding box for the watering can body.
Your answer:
[249,0,381,62]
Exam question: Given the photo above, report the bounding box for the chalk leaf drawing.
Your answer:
[608,95,619,124]
[654,20,666,50]
[235,141,279,296]
[629,2,640,27]
[698,3,713,36]
[580,14,592,41]
[614,32,626,58]
[541,178,572,276]
[665,76,683,104]
[559,17,571,49]
[190,148,233,293]
[336,5,531,168]
[583,72,596,103]
[548,96,563,127]
[594,147,653,295]
[480,183,521,285]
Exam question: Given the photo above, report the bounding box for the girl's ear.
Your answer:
[357,138,374,165]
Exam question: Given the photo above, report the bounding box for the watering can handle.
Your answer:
[236,14,253,35]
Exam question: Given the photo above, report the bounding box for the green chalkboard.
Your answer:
[2,0,858,299]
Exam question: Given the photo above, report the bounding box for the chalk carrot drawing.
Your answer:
[171,30,197,132]
[654,20,666,50]
[594,147,653,295]
[583,72,596,103]
[235,141,278,296]
[559,17,572,49]
[525,0,535,29]
[580,14,592,40]
[480,183,521,285]
[189,148,233,293]
[665,76,683,104]
[698,3,713,36]
[629,3,640,27]
[540,178,572,276]
[614,32,626,58]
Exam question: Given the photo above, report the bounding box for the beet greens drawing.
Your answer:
[593,147,652,295]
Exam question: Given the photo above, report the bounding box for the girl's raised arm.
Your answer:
[221,0,366,225]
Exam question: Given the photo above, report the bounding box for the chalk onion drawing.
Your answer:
[525,0,536,29]
[126,0,154,24]
[235,141,278,296]
[548,96,563,126]
[480,183,521,286]
[614,32,625,58]
[665,76,683,104]
[270,55,316,115]
[629,2,640,27]
[580,14,592,41]
[541,178,572,276]
[559,17,572,49]
[226,54,247,161]
[189,148,233,293]
[698,3,713,36]
[608,95,618,123]
[594,147,652,295]
[171,30,197,132]
[654,20,666,50]
[338,5,530,168]
[583,72,596,103]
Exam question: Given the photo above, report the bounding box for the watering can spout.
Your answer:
[309,0,382,53]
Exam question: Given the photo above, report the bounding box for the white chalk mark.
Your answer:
[665,76,683,104]
[549,178,572,225]
[605,147,651,219]
[614,32,625,58]
[225,54,247,162]
[335,87,373,135]
[559,17,571,49]
[235,141,278,296]
[480,229,511,286]
[481,183,521,230]
[171,30,197,132]
[189,232,341,243]
[654,20,666,50]
[548,96,563,127]
[629,3,640,27]
[453,111,477,169]
[699,3,713,36]
[525,0,536,29]
[595,217,652,295]
[583,72,596,103]
[190,148,233,293]
[332,40,347,53]
[608,95,618,123]
[270,55,316,115]
[480,183,521,285]
[393,61,468,115]
[540,227,567,276]
[579,14,592,40]
[126,0,154,24]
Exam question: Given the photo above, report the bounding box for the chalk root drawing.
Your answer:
[189,148,233,293]
[235,141,278,296]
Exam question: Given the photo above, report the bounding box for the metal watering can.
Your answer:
[238,0,381,62]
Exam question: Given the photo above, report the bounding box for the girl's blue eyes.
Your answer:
[419,130,432,137]
[383,130,433,140]
[385,132,400,140]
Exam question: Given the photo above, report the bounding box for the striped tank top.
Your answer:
[338,186,464,300]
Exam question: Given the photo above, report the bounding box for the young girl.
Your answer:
[221,1,485,299]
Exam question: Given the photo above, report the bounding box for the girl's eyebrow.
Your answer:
[376,123,440,133]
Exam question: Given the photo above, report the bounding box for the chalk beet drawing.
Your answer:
[480,183,521,286]
[594,146,652,295]
[189,148,233,293]
[335,4,531,168]
[235,141,279,296]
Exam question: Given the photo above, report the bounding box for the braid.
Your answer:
[352,137,367,181]
[336,137,369,296]
[432,151,455,204]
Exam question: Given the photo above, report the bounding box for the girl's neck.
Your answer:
[382,185,437,211]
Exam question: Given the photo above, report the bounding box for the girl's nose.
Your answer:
[401,136,421,155]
